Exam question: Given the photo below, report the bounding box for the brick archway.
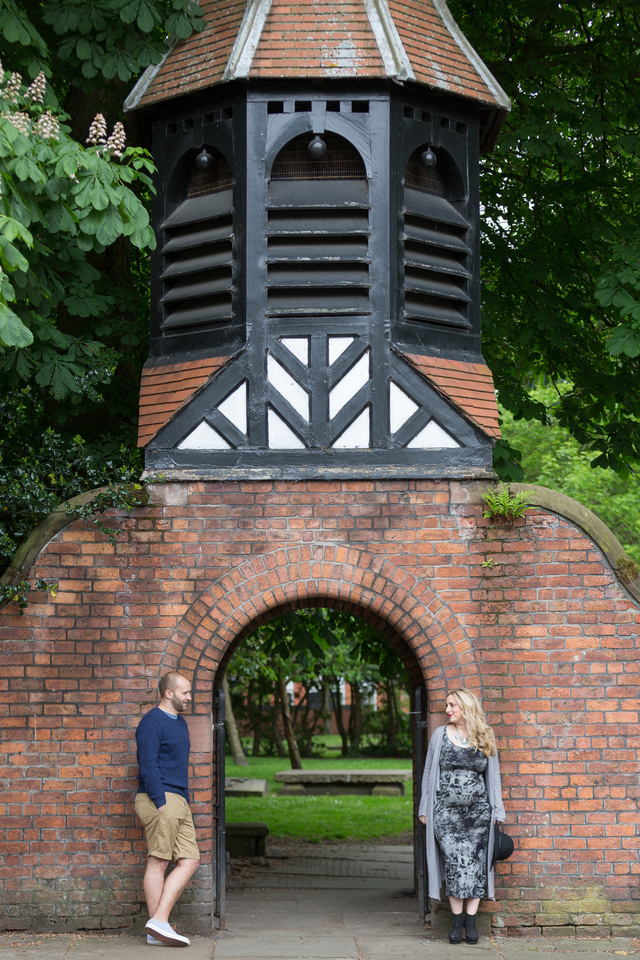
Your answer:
[163,540,481,929]
[166,542,481,705]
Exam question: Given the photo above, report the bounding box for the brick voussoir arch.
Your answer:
[166,543,481,701]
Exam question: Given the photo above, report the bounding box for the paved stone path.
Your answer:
[1,844,638,959]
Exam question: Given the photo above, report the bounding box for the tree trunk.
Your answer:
[222,677,249,766]
[277,675,303,769]
[247,678,263,756]
[385,679,397,749]
[321,684,332,734]
[348,681,362,753]
[301,686,314,758]
[331,682,349,757]
[272,681,286,758]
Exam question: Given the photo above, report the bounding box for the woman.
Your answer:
[418,689,505,945]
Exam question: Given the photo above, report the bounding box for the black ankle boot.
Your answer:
[448,912,465,944]
[464,912,479,944]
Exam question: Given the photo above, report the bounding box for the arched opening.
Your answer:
[402,144,471,330]
[169,541,480,934]
[266,132,370,317]
[210,598,429,930]
[160,144,234,335]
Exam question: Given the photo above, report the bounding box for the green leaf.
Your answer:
[94,204,125,245]
[0,238,30,273]
[606,327,640,358]
[0,304,33,348]
[0,216,33,247]
[76,38,92,60]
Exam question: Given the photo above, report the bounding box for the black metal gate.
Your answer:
[413,685,429,923]
[212,686,226,930]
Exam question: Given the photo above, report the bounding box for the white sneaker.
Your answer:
[145,919,190,947]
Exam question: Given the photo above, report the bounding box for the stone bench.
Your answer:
[225,777,269,797]
[226,822,269,857]
[274,769,412,797]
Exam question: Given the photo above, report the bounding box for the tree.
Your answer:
[222,676,248,768]
[4,1,640,572]
[0,0,202,575]
[448,0,640,478]
[501,384,640,563]
[0,388,143,573]
[0,67,155,377]
[226,609,411,763]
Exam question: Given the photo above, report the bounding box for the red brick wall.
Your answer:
[0,479,638,936]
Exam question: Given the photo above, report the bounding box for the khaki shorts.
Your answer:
[135,791,200,863]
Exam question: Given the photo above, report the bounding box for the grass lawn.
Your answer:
[225,750,414,843]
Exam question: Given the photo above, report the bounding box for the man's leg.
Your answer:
[143,855,170,918]
[151,858,199,924]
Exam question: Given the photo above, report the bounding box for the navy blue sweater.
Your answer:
[136,706,190,808]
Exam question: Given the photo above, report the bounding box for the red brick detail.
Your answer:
[134,0,246,108]
[404,354,501,439]
[168,542,479,694]
[1,479,640,935]
[137,355,231,447]
[249,0,385,78]
[388,0,502,106]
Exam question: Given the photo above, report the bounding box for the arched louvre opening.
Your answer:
[267,133,370,316]
[402,146,471,329]
[161,148,233,333]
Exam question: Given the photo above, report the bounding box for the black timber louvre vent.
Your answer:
[403,146,471,329]
[160,148,233,333]
[267,133,370,317]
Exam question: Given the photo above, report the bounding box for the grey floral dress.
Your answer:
[433,733,491,898]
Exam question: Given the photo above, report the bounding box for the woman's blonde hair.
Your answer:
[447,688,496,757]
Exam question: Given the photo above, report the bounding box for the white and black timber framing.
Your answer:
[138,80,495,479]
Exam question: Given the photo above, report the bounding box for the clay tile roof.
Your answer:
[126,0,247,111]
[248,0,385,79]
[138,355,231,447]
[404,353,501,439]
[126,0,510,123]
[389,0,508,107]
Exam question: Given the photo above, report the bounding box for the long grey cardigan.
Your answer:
[418,725,506,901]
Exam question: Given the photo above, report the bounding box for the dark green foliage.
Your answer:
[0,388,142,572]
[449,0,640,478]
[0,577,54,613]
[0,1,192,574]
[503,387,640,560]
[0,0,203,86]
[3,1,640,572]
[501,386,640,562]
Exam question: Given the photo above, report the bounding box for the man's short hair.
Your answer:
[159,671,184,697]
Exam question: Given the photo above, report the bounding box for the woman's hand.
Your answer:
[418,815,427,825]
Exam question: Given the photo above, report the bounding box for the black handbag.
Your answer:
[491,821,514,868]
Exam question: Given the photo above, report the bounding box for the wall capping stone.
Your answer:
[3,479,639,605]
[0,488,110,592]
[512,482,640,602]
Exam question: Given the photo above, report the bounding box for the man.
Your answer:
[135,671,200,947]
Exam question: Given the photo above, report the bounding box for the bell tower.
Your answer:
[127,0,510,479]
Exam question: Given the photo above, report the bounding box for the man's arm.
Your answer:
[136,715,167,810]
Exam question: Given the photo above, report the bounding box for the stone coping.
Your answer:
[2,480,638,606]
[512,483,640,602]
